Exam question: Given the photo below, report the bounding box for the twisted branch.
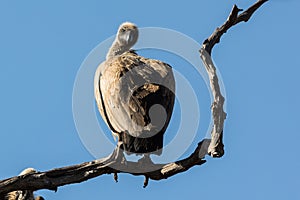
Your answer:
[200,0,268,157]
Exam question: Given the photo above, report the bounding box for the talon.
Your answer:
[137,154,156,173]
[138,154,153,166]
[102,141,127,167]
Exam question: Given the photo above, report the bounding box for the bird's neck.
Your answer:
[106,40,130,60]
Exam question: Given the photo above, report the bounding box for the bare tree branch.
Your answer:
[0,169,45,200]
[0,139,210,195]
[0,0,268,198]
[200,50,226,157]
[200,0,268,157]
[202,0,268,55]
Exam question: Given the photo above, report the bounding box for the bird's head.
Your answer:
[117,22,139,49]
[19,167,37,175]
[106,22,139,59]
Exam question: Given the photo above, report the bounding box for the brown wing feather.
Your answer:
[94,51,175,154]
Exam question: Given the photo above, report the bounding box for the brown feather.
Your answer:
[95,51,175,155]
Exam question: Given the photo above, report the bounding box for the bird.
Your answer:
[3,168,45,200]
[94,22,175,164]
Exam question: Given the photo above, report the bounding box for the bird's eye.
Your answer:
[120,28,126,33]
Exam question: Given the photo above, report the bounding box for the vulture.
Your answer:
[94,22,175,162]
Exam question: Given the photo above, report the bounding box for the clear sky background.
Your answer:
[1,0,300,199]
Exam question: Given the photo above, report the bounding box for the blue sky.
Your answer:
[1,0,300,199]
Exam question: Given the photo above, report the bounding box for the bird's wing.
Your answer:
[94,62,105,122]
[94,52,175,138]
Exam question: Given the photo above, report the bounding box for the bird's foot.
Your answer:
[99,142,127,183]
[137,154,154,168]
[101,142,127,167]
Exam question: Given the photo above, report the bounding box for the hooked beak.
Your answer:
[119,28,138,46]
[126,31,136,44]
[125,31,131,43]
[119,31,131,44]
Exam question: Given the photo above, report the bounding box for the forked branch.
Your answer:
[200,0,268,157]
